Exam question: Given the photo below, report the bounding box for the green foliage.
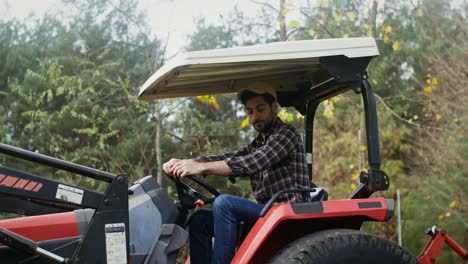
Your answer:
[0,0,161,191]
[403,127,467,261]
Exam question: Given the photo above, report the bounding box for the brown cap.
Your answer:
[237,81,277,101]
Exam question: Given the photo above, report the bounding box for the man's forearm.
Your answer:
[200,160,232,176]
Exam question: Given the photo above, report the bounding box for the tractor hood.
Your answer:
[138,37,379,112]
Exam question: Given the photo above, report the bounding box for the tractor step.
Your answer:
[0,227,66,263]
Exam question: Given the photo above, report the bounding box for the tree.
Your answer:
[0,0,166,190]
[385,1,467,261]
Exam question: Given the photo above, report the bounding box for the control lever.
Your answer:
[0,227,67,263]
[229,175,236,184]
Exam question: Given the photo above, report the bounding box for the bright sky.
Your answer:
[1,0,303,56]
[1,0,463,56]
[141,0,263,55]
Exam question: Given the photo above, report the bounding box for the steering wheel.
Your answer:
[169,175,221,210]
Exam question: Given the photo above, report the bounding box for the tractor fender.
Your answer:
[232,197,394,264]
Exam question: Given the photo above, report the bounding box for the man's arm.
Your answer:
[167,159,231,179]
[195,145,251,162]
[163,143,251,178]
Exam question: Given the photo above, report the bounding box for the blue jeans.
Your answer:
[188,194,263,264]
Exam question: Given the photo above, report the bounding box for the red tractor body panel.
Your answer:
[0,212,79,241]
[232,197,392,263]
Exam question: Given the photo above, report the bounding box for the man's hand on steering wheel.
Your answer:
[163,158,205,179]
[173,159,206,179]
[163,158,221,209]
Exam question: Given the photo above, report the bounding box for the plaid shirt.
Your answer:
[196,118,311,205]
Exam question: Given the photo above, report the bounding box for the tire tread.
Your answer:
[269,229,419,264]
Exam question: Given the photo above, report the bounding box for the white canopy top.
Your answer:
[138,38,379,100]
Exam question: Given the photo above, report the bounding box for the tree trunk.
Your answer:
[279,0,287,41]
[154,105,163,185]
[369,0,378,37]
[151,42,164,186]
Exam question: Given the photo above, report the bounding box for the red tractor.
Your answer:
[0,38,466,263]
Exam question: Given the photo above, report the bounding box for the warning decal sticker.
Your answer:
[105,223,127,264]
[55,184,84,204]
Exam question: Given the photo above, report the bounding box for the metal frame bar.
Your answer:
[417,226,468,263]
[360,79,381,170]
[300,75,389,199]
[0,143,115,182]
[350,79,389,199]
[0,166,103,214]
[303,101,319,181]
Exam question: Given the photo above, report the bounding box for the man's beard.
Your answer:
[253,118,274,133]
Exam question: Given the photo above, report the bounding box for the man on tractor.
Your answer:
[163,81,312,264]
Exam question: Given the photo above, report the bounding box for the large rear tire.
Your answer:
[269,229,418,264]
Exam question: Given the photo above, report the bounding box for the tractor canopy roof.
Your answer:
[138,37,379,114]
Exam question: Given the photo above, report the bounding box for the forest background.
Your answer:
[0,0,466,263]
